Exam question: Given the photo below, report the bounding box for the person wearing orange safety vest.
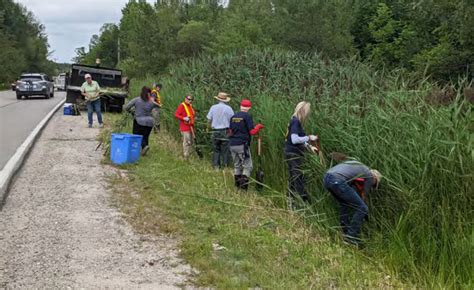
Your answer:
[150,83,162,133]
[174,95,195,159]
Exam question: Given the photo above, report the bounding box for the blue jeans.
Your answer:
[86,99,103,125]
[323,173,368,239]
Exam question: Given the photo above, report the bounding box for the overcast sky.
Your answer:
[15,0,154,63]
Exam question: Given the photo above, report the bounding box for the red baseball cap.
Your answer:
[241,99,252,108]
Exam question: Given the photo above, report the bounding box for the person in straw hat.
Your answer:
[206,92,234,169]
[323,160,382,246]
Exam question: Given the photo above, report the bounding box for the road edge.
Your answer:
[0,98,66,205]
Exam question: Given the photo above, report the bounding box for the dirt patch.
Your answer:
[463,87,474,104]
[425,87,456,105]
[329,152,348,162]
[0,112,192,288]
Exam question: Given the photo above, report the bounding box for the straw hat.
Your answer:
[370,169,382,188]
[214,92,231,102]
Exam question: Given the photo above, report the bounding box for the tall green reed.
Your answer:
[128,49,473,287]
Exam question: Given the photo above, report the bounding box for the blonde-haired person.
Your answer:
[284,101,318,208]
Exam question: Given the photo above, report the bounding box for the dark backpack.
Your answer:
[72,104,81,116]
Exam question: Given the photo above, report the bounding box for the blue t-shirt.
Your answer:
[285,116,307,155]
[229,111,254,146]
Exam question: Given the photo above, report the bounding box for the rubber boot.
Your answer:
[240,175,249,191]
[234,175,242,188]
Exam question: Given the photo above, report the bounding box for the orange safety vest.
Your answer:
[182,102,195,124]
[151,89,162,106]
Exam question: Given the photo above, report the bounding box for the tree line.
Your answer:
[75,0,473,82]
[0,0,56,87]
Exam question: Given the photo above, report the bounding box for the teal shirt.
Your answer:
[81,80,101,102]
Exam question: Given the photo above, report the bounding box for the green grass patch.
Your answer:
[125,49,473,288]
[103,113,403,288]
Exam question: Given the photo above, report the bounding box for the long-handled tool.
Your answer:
[97,111,133,155]
[255,134,264,191]
[190,126,204,159]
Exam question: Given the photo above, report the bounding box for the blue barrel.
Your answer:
[110,133,143,165]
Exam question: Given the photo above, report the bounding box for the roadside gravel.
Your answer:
[0,112,191,288]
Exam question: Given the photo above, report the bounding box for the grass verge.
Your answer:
[102,113,405,288]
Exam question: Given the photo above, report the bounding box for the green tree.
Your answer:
[72,47,87,63]
[76,24,120,67]
[176,20,211,57]
[0,0,54,85]
[0,32,26,84]
[271,0,355,57]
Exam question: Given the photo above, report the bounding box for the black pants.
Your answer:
[212,129,230,168]
[133,119,152,149]
[285,152,309,202]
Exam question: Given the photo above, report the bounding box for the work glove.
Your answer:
[249,124,264,136]
[183,116,190,122]
[309,135,318,141]
[308,145,319,154]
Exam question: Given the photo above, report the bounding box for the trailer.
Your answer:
[54,73,67,91]
[66,64,128,113]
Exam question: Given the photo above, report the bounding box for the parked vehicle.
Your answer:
[54,73,67,91]
[66,64,127,113]
[16,73,54,100]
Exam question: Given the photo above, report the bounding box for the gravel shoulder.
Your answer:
[0,112,191,288]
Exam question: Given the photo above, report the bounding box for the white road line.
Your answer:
[0,97,66,203]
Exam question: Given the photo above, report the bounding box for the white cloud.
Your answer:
[15,0,154,63]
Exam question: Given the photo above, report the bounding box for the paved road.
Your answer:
[0,112,190,287]
[0,90,65,170]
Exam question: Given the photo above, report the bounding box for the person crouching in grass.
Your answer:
[323,160,382,246]
[228,99,264,190]
[124,86,159,156]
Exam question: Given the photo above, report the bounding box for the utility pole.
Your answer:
[117,38,121,65]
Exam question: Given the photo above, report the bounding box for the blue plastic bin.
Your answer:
[110,133,143,165]
[63,104,73,115]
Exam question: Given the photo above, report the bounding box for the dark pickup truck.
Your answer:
[66,64,128,113]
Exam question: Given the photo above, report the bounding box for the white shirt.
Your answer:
[206,102,234,129]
